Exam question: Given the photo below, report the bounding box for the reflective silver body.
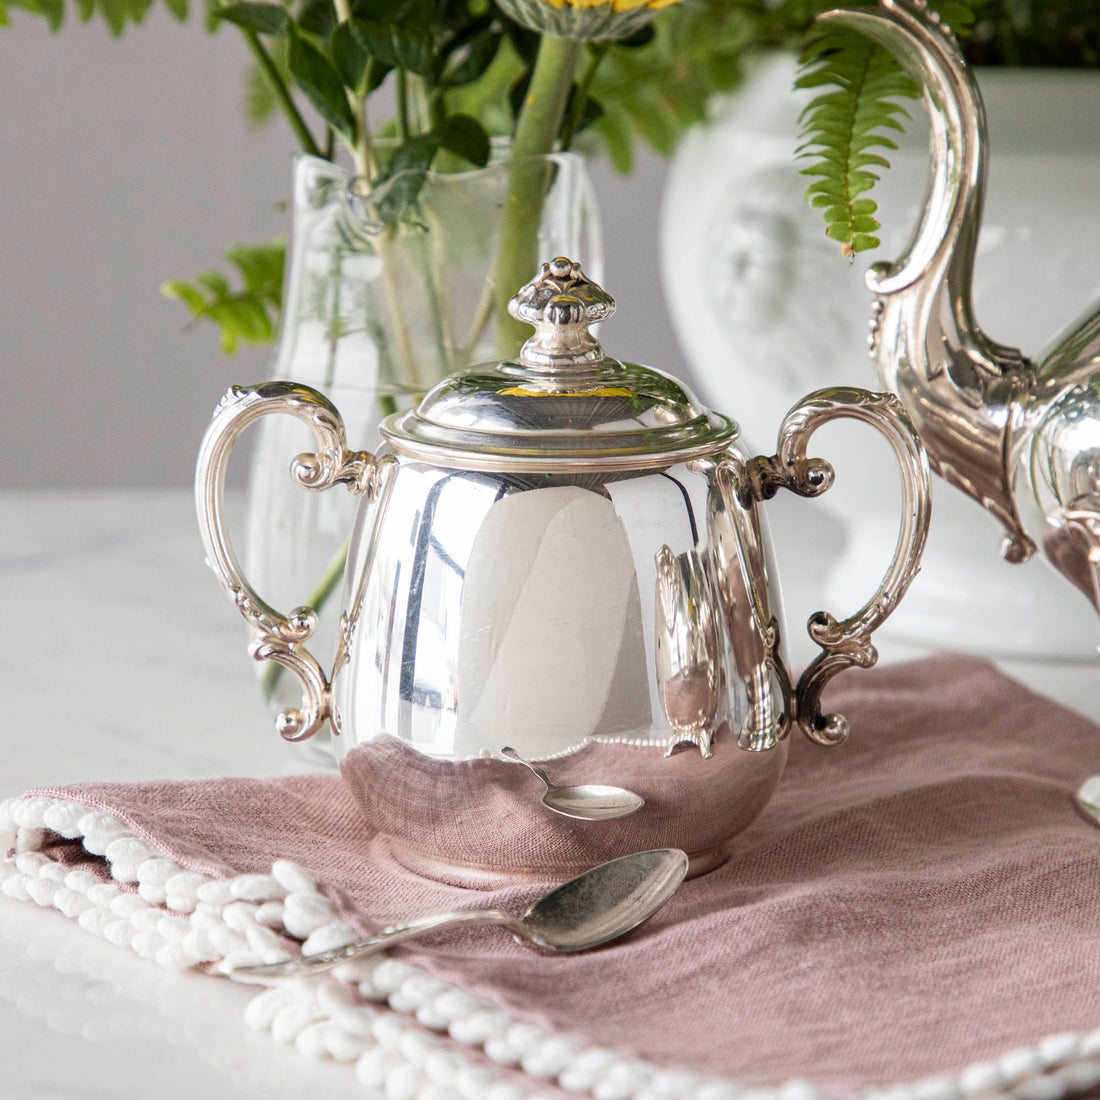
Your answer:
[195,260,930,881]
[332,447,787,763]
[827,0,1100,614]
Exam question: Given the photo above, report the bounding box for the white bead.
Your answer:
[330,954,385,986]
[302,922,356,955]
[222,900,259,932]
[78,907,113,937]
[0,822,16,854]
[386,1062,427,1100]
[778,1081,821,1100]
[454,1064,496,1099]
[220,946,266,971]
[26,876,59,907]
[391,974,451,1014]
[102,920,137,948]
[13,796,52,826]
[999,1049,1045,1083]
[255,901,285,929]
[1079,1031,1100,1058]
[557,1048,618,1091]
[1055,1061,1100,1094]
[415,999,453,1031]
[483,1084,528,1100]
[425,1050,469,1086]
[78,811,125,851]
[158,915,193,942]
[110,892,148,918]
[136,875,166,902]
[369,957,421,993]
[483,1034,522,1066]
[42,801,86,838]
[908,1078,961,1100]
[181,929,221,963]
[130,932,161,960]
[1038,1034,1080,1068]
[189,909,224,933]
[243,987,297,1031]
[294,1019,335,1061]
[958,1062,1002,1096]
[282,892,337,938]
[521,1035,583,1078]
[649,1068,704,1096]
[105,836,152,869]
[319,1024,372,1064]
[397,1027,441,1064]
[431,989,486,1023]
[245,923,287,957]
[418,1086,464,1100]
[372,1012,415,1047]
[1012,1075,1067,1100]
[0,873,29,902]
[38,861,69,885]
[504,1024,547,1055]
[85,882,121,908]
[208,924,247,956]
[594,1061,651,1099]
[164,872,207,912]
[195,878,236,905]
[54,887,92,918]
[448,1009,514,1046]
[155,943,194,971]
[230,873,287,902]
[271,860,317,895]
[357,1046,404,1088]
[63,869,101,894]
[693,1083,743,1100]
[14,850,49,875]
[130,908,164,933]
[270,1002,323,1045]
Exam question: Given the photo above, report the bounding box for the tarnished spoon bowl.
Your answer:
[230,847,689,983]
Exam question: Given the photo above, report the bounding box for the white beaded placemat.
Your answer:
[4,793,1100,1100]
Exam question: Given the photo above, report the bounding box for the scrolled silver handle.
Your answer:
[750,386,932,746]
[194,381,377,742]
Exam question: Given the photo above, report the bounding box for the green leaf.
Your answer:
[162,0,185,18]
[215,1,286,34]
[342,17,433,75]
[439,27,500,87]
[286,23,356,143]
[331,18,371,93]
[373,134,439,223]
[296,0,335,40]
[162,238,285,356]
[436,113,489,167]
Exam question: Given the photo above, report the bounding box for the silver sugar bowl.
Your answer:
[196,258,931,882]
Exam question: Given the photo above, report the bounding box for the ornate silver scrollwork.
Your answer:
[195,382,377,742]
[751,386,932,746]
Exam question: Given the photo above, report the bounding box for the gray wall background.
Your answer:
[0,10,681,487]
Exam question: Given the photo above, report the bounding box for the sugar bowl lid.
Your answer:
[382,258,737,472]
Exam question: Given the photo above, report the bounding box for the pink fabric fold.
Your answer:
[26,655,1100,1094]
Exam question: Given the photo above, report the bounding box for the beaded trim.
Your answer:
[4,793,1100,1100]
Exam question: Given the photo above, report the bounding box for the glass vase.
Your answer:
[244,150,602,761]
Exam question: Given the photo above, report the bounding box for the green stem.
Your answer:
[260,537,349,701]
[243,31,322,158]
[396,69,410,143]
[561,43,610,152]
[495,34,583,357]
[333,0,372,183]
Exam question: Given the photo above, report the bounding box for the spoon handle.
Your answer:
[230,908,521,983]
[500,746,553,790]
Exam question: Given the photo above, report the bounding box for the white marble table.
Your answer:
[2,489,1098,1099]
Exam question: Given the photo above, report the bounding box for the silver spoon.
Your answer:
[500,746,645,821]
[1074,775,1100,825]
[229,848,688,984]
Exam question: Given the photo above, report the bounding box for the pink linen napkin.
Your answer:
[10,653,1100,1097]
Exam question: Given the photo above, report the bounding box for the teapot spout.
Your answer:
[819,0,1037,564]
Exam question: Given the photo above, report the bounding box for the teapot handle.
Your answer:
[748,387,932,746]
[194,382,377,742]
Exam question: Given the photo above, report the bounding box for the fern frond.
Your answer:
[797,1,977,257]
[796,27,919,257]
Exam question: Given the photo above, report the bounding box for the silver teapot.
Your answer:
[825,0,1100,616]
[196,258,930,881]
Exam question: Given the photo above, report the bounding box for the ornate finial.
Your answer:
[508,257,615,371]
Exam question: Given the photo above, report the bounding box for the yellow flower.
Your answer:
[496,0,682,41]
